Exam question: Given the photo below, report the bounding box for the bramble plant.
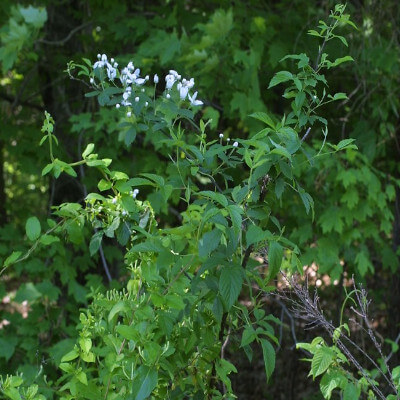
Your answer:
[1,4,398,400]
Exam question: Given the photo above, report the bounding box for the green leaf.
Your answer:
[61,348,79,363]
[241,326,257,347]
[199,190,228,207]
[343,382,360,400]
[260,338,275,381]
[250,112,275,129]
[108,301,127,322]
[199,229,222,257]
[246,225,272,247]
[15,282,41,302]
[320,369,347,399]
[98,179,112,191]
[40,234,59,245]
[19,6,48,28]
[82,143,95,158]
[116,325,137,341]
[131,366,158,400]
[268,71,293,88]
[311,347,335,378]
[89,231,103,256]
[41,163,53,176]
[25,216,41,241]
[267,241,283,280]
[3,251,22,268]
[0,337,17,361]
[219,266,243,310]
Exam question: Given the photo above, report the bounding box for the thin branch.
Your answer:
[38,22,93,46]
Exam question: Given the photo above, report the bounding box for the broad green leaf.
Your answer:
[116,325,138,341]
[199,229,222,257]
[250,112,275,129]
[320,369,347,399]
[246,225,272,246]
[40,234,59,245]
[260,338,275,381]
[311,347,335,378]
[267,241,283,280]
[219,266,243,310]
[26,216,41,241]
[268,71,293,88]
[199,190,228,207]
[61,348,79,363]
[89,231,103,256]
[132,365,158,400]
[343,382,360,400]
[19,6,47,28]
[108,300,127,322]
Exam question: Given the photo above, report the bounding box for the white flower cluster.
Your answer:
[218,133,239,148]
[92,54,203,109]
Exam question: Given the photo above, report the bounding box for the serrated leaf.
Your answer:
[250,112,275,129]
[320,369,346,399]
[219,266,243,310]
[311,347,335,378]
[267,241,283,280]
[25,217,41,241]
[89,231,103,256]
[260,339,275,381]
[199,229,222,257]
[268,71,293,89]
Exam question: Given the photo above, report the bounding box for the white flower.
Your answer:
[127,61,134,71]
[112,197,117,204]
[227,138,231,142]
[166,93,171,99]
[188,91,203,106]
[145,101,149,107]
[135,96,139,102]
[97,54,101,59]
[90,78,94,84]
[110,58,114,63]
[107,65,117,80]
[233,141,238,148]
[154,74,159,84]
[165,74,176,90]
[132,188,139,199]
[127,111,132,117]
[122,210,127,216]
[116,104,120,109]
[179,85,189,100]
[219,133,224,138]
[113,62,118,68]
[101,54,107,62]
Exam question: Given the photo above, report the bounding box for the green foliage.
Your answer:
[1,1,400,399]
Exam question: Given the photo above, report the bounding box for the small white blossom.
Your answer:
[154,74,159,84]
[166,93,171,99]
[90,78,94,84]
[219,133,224,138]
[113,62,118,68]
[132,188,139,199]
[97,53,101,59]
[135,96,139,102]
[101,54,107,62]
[110,58,114,63]
[127,111,132,117]
[145,101,149,107]
[188,91,203,106]
[233,141,238,148]
[112,197,117,204]
[141,88,145,92]
[122,210,127,216]
[227,138,231,142]
[116,103,120,109]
